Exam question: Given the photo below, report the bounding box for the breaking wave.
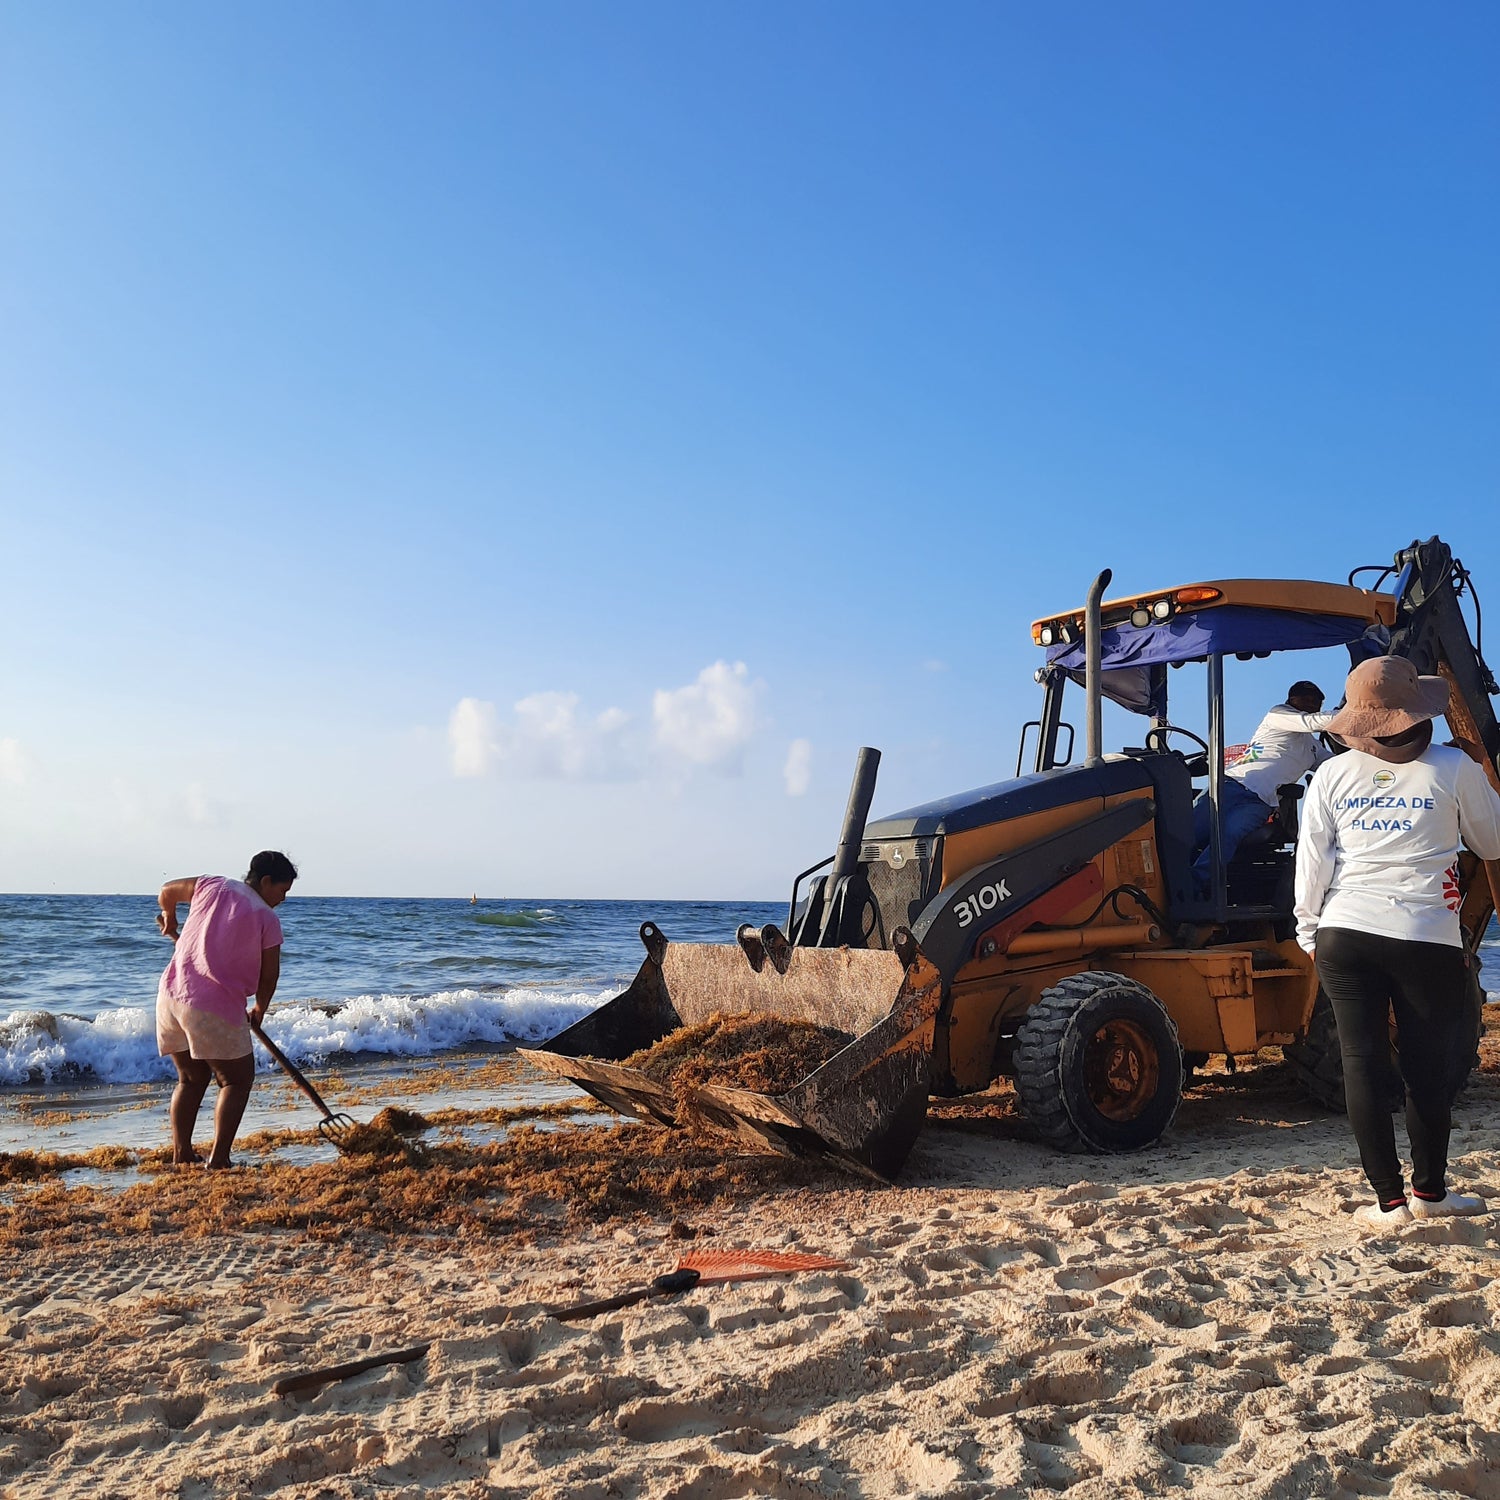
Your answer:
[0,985,612,1088]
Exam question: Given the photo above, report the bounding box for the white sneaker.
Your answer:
[1410,1191,1487,1218]
[1353,1202,1413,1230]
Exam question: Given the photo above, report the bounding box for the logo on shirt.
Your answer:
[1372,769,1396,790]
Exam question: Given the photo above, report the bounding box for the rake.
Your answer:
[544,1248,848,1321]
[251,1023,360,1154]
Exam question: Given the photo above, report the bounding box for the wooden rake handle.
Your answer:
[545,1268,701,1322]
[251,1023,337,1122]
[272,1342,431,1396]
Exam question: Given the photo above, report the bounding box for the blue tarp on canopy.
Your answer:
[1045,606,1387,714]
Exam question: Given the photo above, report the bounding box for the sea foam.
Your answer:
[4,941,1496,1089]
[0,986,613,1088]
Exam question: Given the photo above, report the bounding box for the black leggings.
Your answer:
[1314,927,1473,1204]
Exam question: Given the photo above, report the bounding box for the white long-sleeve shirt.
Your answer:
[1295,743,1500,952]
[1229,704,1338,807]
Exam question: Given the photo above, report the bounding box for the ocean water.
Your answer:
[3,894,1495,1095]
[0,895,783,1091]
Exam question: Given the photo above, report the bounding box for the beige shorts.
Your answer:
[156,985,252,1062]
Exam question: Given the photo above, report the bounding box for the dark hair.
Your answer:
[1287,680,1324,703]
[246,850,299,885]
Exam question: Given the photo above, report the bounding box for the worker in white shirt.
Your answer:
[1295,656,1500,1230]
[1192,680,1337,889]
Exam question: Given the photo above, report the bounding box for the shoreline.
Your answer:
[4,1057,1500,1496]
[4,1033,1500,1497]
[0,1050,581,1158]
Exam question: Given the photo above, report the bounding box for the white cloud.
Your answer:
[449,698,499,778]
[783,738,812,796]
[507,692,632,780]
[451,660,766,783]
[652,661,762,771]
[449,692,633,781]
[0,739,27,786]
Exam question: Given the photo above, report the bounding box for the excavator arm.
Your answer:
[1383,537,1500,942]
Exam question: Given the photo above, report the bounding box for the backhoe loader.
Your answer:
[521,537,1500,1179]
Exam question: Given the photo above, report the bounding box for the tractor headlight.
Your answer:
[1130,606,1151,628]
[1039,625,1054,646]
[1151,598,1173,620]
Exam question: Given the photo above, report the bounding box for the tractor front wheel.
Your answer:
[1013,971,1184,1152]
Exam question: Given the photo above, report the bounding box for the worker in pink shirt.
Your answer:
[155,851,298,1169]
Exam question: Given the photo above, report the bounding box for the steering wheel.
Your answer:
[1146,724,1210,778]
[1147,724,1209,755]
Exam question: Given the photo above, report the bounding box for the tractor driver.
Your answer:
[1191,680,1337,891]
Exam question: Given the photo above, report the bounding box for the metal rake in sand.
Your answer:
[251,1023,361,1154]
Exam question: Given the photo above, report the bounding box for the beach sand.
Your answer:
[4,1049,1500,1499]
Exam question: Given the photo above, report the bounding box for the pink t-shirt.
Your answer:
[162,876,283,1022]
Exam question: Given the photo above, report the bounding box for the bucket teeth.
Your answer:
[735,924,767,971]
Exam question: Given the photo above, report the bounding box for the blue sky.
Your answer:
[2,3,1495,897]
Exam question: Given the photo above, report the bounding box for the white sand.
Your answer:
[4,1068,1500,1499]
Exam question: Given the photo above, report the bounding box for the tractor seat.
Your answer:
[1235,782,1305,855]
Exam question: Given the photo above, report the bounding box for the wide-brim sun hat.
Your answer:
[1325,656,1450,757]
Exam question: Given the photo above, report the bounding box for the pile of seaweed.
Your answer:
[622,1012,852,1101]
[0,1145,134,1184]
[0,1121,830,1251]
[336,1106,432,1164]
[0,1021,865,1252]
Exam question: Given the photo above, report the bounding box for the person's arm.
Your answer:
[250,945,281,1027]
[156,877,199,940]
[1294,772,1336,954]
[1260,708,1339,734]
[1455,754,1500,861]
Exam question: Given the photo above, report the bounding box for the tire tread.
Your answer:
[1013,970,1182,1154]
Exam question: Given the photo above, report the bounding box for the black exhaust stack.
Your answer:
[1084,569,1112,767]
[831,746,881,882]
[804,746,881,946]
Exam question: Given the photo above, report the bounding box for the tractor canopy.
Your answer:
[1033,579,1397,714]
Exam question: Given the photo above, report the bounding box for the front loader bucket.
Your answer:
[685,968,942,1180]
[517,922,944,1179]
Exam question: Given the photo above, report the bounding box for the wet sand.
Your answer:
[4,1051,1500,1499]
[0,1052,578,1158]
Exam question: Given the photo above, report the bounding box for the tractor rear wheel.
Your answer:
[1288,960,1483,1114]
[1012,971,1184,1152]
[1456,952,1485,1100]
[1285,991,1346,1112]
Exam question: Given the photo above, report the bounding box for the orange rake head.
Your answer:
[544,1248,848,1321]
[675,1248,848,1284]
